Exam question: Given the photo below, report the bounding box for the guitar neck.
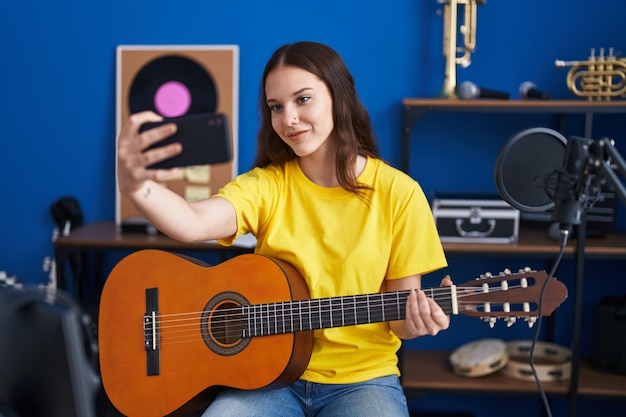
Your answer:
[242,288,453,337]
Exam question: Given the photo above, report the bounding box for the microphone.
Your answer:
[457,81,510,99]
[551,137,593,232]
[519,81,550,100]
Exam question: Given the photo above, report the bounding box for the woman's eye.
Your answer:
[269,104,282,112]
[297,96,311,104]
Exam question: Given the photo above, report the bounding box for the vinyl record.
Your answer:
[128,54,218,117]
[494,127,567,212]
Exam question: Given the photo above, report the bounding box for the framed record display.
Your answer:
[115,45,239,231]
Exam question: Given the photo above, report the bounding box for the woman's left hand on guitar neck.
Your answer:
[386,274,453,339]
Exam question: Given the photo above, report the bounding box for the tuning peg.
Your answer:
[526,316,537,328]
[506,317,516,327]
[483,316,497,328]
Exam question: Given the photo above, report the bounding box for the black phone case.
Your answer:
[141,112,232,169]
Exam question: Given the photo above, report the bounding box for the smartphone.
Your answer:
[140,112,232,169]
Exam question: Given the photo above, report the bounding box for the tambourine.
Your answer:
[449,338,509,377]
[503,340,572,382]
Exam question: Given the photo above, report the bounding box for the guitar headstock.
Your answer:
[455,268,568,328]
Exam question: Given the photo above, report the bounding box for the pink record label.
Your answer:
[154,81,192,117]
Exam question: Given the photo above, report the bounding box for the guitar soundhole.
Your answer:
[201,291,251,356]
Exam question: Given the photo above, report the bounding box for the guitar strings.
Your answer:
[146,284,536,346]
[153,285,527,334]
[153,283,528,323]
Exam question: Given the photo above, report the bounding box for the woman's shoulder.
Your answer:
[367,157,419,188]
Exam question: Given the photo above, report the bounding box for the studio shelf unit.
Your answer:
[401,99,626,174]
[399,99,626,416]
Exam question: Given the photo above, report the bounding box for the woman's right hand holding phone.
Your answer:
[116,111,182,196]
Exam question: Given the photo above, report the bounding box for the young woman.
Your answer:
[116,41,451,417]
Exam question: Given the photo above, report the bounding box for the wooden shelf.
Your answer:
[441,228,626,259]
[401,350,626,399]
[402,99,626,113]
[400,98,626,174]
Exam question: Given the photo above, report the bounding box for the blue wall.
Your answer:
[1,1,625,415]
[1,0,625,282]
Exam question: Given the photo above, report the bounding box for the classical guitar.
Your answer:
[98,249,568,417]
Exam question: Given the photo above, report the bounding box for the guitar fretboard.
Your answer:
[241,289,453,337]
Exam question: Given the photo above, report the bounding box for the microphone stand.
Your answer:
[593,138,626,205]
[568,137,625,417]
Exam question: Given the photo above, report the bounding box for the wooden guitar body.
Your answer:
[99,250,312,417]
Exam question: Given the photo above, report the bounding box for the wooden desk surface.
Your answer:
[53,221,251,252]
[54,221,626,256]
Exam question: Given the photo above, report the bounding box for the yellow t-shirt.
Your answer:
[215,157,447,384]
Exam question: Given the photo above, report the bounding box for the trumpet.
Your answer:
[438,0,485,99]
[555,48,626,101]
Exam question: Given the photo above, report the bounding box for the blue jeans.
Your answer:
[201,375,409,417]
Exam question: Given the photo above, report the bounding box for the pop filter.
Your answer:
[494,127,567,212]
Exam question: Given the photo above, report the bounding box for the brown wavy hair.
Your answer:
[252,41,380,195]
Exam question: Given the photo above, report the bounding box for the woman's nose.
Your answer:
[284,108,298,125]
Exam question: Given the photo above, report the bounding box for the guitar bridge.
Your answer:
[144,287,160,376]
